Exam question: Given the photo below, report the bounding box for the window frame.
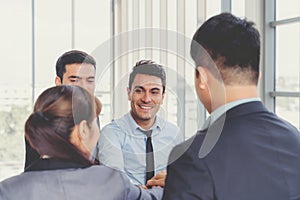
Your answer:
[264,0,300,128]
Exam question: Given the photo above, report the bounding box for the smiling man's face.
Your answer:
[128,74,165,127]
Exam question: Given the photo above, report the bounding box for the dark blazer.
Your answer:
[1,159,163,200]
[163,101,300,200]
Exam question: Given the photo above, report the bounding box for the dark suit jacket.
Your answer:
[1,159,163,200]
[163,101,300,200]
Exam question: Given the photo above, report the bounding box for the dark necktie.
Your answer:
[145,130,154,184]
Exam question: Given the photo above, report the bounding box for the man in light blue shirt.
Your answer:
[98,60,183,186]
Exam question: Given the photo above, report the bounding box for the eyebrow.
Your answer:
[134,86,161,91]
[68,75,81,79]
[68,75,95,79]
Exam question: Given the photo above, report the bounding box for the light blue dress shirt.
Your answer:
[98,112,183,185]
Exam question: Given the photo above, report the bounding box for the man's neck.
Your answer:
[225,85,258,102]
[130,112,155,130]
[210,85,258,113]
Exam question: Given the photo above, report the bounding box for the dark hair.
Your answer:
[56,50,96,81]
[128,60,166,93]
[190,12,260,84]
[25,85,96,165]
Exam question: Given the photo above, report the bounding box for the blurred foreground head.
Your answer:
[25,85,100,165]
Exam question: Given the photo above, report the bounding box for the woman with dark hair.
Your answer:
[0,85,162,200]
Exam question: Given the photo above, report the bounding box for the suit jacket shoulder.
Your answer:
[164,101,300,200]
[0,165,163,200]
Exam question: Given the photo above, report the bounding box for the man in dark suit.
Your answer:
[163,13,300,200]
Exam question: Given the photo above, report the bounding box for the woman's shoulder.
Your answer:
[84,165,124,176]
[76,165,131,186]
[0,166,131,199]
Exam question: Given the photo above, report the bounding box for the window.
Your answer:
[265,0,300,129]
[0,0,31,181]
[231,0,245,17]
[0,0,111,181]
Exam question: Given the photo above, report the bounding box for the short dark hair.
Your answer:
[128,60,166,93]
[191,13,260,84]
[56,50,96,81]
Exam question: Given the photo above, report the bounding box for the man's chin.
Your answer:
[136,114,155,121]
[139,116,152,121]
[131,111,156,122]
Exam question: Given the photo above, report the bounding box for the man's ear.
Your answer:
[160,91,166,105]
[55,76,62,86]
[127,87,132,101]
[258,71,262,81]
[196,66,208,89]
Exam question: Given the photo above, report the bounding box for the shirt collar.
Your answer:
[201,98,261,130]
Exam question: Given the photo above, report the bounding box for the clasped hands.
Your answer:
[140,170,166,189]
